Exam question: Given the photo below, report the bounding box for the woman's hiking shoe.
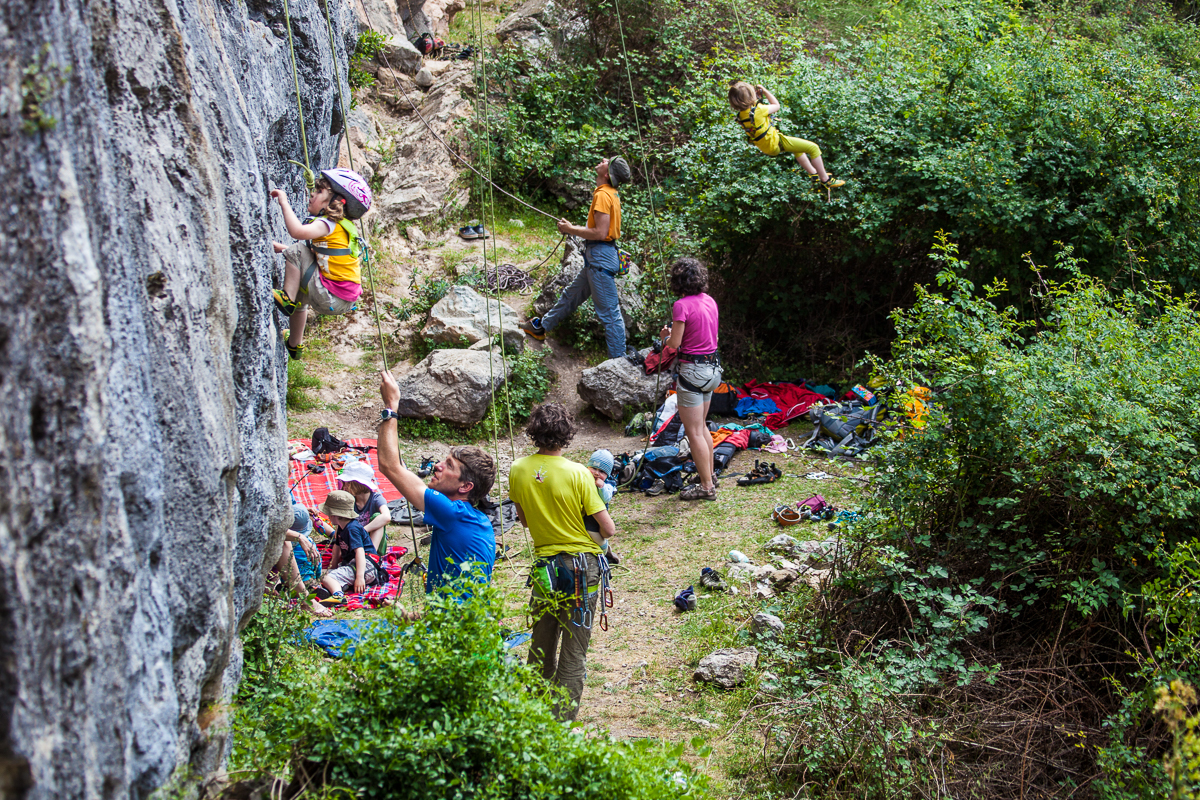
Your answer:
[285,342,305,360]
[674,585,697,612]
[646,478,667,496]
[699,567,728,592]
[679,482,717,501]
[273,288,300,316]
[318,592,346,607]
[519,318,547,341]
[737,460,782,486]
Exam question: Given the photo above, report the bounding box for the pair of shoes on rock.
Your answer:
[699,566,728,592]
[679,481,717,501]
[519,317,547,341]
[737,460,782,486]
[458,224,489,240]
[624,346,644,365]
[674,585,696,612]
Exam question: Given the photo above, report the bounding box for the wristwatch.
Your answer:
[378,408,400,424]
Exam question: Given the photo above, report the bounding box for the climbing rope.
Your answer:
[315,0,391,371]
[281,0,311,175]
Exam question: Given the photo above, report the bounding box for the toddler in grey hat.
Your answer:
[585,449,621,564]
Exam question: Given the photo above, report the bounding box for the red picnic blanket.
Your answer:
[287,438,403,509]
[317,543,411,610]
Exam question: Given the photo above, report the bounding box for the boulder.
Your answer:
[377,34,424,76]
[694,648,759,689]
[751,612,786,641]
[532,237,645,335]
[422,286,525,353]
[577,356,664,420]
[356,0,407,39]
[371,66,473,225]
[495,0,588,56]
[415,67,435,88]
[393,349,508,425]
[769,568,801,591]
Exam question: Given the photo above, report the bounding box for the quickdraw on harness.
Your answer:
[528,553,614,631]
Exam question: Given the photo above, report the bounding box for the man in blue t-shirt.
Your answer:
[376,371,498,596]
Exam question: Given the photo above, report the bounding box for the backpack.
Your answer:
[708,382,740,416]
[312,427,349,456]
[410,32,445,56]
[801,401,882,456]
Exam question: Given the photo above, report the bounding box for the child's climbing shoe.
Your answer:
[699,567,728,592]
[813,175,846,202]
[519,318,547,341]
[285,342,305,360]
[319,592,346,607]
[273,288,300,316]
[674,585,697,612]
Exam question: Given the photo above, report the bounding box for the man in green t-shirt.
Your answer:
[509,403,616,721]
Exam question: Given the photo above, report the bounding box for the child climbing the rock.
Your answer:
[584,449,621,565]
[727,81,844,197]
[270,168,373,359]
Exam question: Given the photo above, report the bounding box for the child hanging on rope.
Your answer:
[728,81,845,196]
[270,168,373,359]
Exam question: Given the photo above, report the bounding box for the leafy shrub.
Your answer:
[231,583,710,799]
[350,29,388,93]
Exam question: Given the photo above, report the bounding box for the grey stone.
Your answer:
[577,355,664,420]
[769,568,801,590]
[415,67,435,88]
[694,648,759,689]
[406,225,427,246]
[0,0,360,794]
[371,67,473,225]
[754,581,776,600]
[422,286,525,353]
[378,34,424,76]
[532,237,645,335]
[751,612,786,641]
[393,349,509,425]
[764,533,801,555]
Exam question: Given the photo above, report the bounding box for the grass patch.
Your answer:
[286,358,321,411]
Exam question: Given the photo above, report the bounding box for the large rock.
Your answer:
[694,648,760,689]
[532,237,646,335]
[0,0,356,795]
[371,65,473,224]
[496,0,588,56]
[378,34,424,76]
[577,355,665,420]
[393,349,509,425]
[752,613,786,641]
[422,285,525,353]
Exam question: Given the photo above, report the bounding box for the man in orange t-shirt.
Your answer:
[520,157,633,359]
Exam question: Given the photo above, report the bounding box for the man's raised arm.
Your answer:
[377,370,430,512]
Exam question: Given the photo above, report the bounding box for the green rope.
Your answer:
[281,0,311,175]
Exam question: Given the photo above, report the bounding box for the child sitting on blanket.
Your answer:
[272,501,332,617]
[337,461,392,553]
[313,490,383,607]
[584,449,621,565]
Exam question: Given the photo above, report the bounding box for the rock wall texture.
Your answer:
[0,0,353,797]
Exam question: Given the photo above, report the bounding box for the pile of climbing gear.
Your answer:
[737,460,782,486]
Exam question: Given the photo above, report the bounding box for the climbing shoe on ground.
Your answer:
[679,482,717,501]
[699,567,728,592]
[737,460,782,486]
[318,592,346,607]
[285,342,305,360]
[519,318,547,341]
[674,585,697,612]
[458,224,482,240]
[646,478,667,496]
[273,288,300,316]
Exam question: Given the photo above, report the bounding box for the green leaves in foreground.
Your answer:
[232,582,710,800]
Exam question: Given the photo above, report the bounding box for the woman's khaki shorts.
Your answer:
[676,361,723,409]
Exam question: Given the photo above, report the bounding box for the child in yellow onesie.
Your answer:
[728,81,844,196]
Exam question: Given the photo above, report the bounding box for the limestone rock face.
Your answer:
[371,65,473,224]
[0,0,351,796]
[577,356,665,420]
[394,350,509,425]
[694,648,760,689]
[422,286,525,353]
[496,0,588,56]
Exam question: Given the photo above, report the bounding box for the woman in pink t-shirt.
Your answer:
[657,258,722,501]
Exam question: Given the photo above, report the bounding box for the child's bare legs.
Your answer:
[795,153,833,183]
[288,302,309,349]
[277,244,302,300]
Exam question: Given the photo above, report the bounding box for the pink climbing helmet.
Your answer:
[321,168,372,220]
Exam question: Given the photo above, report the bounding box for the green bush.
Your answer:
[232,583,710,799]
[350,29,388,93]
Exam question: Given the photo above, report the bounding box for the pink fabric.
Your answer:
[742,380,828,430]
[320,275,363,302]
[673,293,719,355]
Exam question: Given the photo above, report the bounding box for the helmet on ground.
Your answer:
[320,168,372,220]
